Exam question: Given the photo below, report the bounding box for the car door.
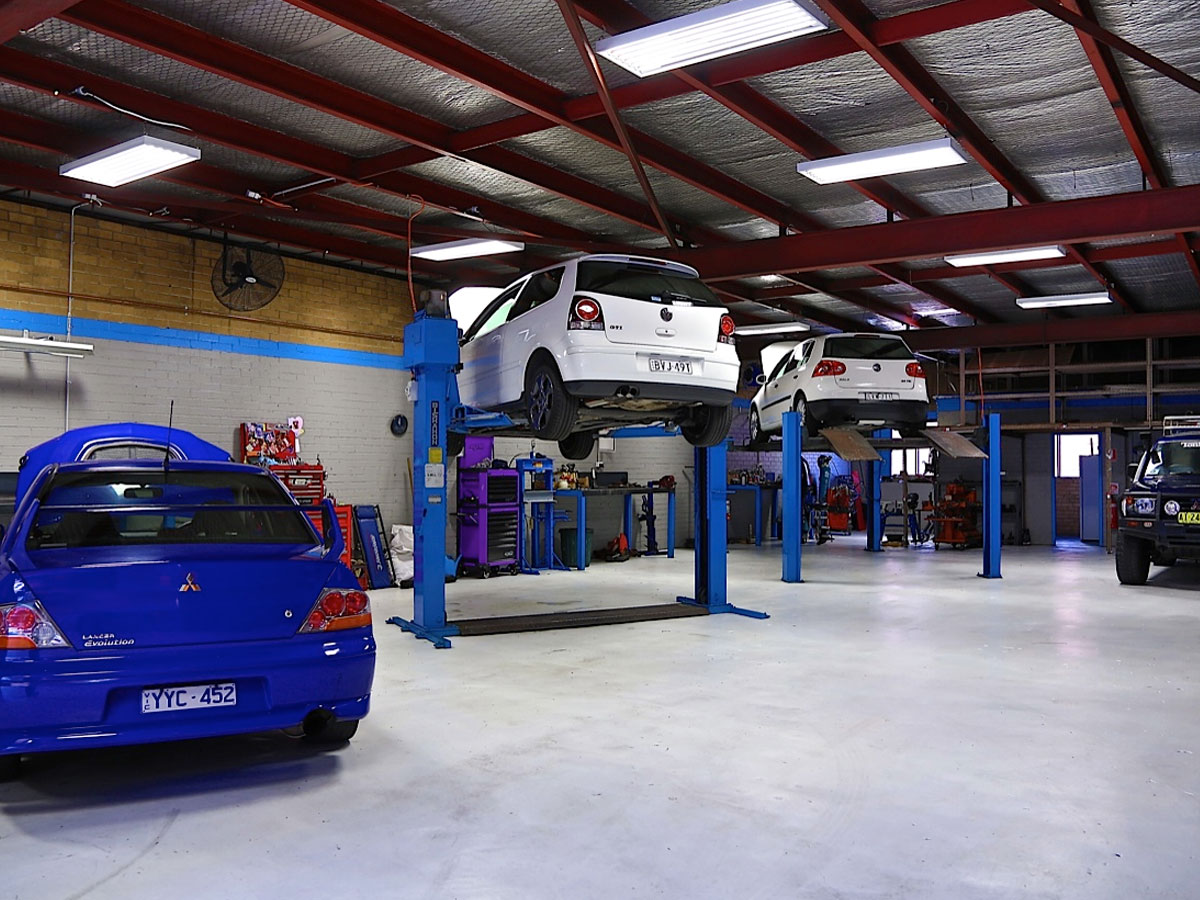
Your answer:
[457,279,525,409]
[500,267,565,399]
[760,349,795,431]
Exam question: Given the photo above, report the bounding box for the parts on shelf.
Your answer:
[930,480,983,550]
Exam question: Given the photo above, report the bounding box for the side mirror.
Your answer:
[1126,463,1139,483]
[755,374,767,386]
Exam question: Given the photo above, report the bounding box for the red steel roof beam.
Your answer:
[812,0,1137,311]
[0,0,81,42]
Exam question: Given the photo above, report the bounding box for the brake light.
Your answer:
[718,314,736,345]
[811,359,847,377]
[299,588,371,633]
[906,362,926,378]
[568,295,604,331]
[1,598,71,650]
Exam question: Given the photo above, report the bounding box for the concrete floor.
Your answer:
[3,542,1198,899]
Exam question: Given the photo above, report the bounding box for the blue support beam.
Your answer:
[386,312,462,648]
[781,411,803,583]
[678,443,767,619]
[979,412,1002,579]
[865,457,883,553]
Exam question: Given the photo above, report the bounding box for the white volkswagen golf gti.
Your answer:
[749,333,929,444]
[456,255,739,458]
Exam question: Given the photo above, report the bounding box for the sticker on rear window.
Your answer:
[651,295,662,303]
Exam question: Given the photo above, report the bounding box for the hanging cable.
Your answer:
[58,87,192,131]
[406,195,426,315]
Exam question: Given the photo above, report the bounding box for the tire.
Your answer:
[303,715,358,744]
[793,393,819,438]
[524,358,577,441]
[681,404,734,448]
[558,431,596,460]
[0,755,19,782]
[446,430,466,458]
[1116,532,1152,585]
[749,406,764,446]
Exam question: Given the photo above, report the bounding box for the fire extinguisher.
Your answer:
[1108,494,1119,530]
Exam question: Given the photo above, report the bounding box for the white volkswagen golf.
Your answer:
[749,333,929,444]
[456,255,740,458]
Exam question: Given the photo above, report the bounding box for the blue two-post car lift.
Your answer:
[386,309,767,649]
[778,411,1003,584]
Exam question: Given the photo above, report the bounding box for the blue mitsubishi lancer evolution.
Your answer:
[0,424,375,780]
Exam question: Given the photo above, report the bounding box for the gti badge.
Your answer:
[180,573,202,592]
[660,308,673,322]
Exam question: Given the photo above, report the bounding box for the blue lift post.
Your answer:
[678,442,768,619]
[979,412,1002,579]
[386,312,461,649]
[781,411,803,583]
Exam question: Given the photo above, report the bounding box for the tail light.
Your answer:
[299,588,372,633]
[1,598,71,650]
[568,295,604,331]
[906,362,926,378]
[718,314,736,345]
[811,359,847,377]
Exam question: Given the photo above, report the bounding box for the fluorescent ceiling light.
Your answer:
[60,135,201,187]
[411,238,525,261]
[594,0,828,78]
[1015,292,1112,309]
[0,333,95,358]
[945,246,1067,267]
[796,137,969,184]
[734,322,811,335]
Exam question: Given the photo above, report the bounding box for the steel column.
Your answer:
[979,413,1002,579]
[865,453,883,554]
[781,411,803,583]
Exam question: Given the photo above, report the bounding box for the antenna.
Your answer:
[164,400,175,475]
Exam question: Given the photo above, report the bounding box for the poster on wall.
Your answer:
[241,417,304,465]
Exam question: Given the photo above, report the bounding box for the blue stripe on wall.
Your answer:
[0,307,407,371]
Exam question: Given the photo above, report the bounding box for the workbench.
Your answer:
[555,485,676,569]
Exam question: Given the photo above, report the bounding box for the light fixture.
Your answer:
[1015,292,1112,309]
[60,135,201,187]
[945,246,1066,267]
[0,333,95,358]
[734,322,811,335]
[410,238,525,261]
[594,0,828,78]
[796,137,969,184]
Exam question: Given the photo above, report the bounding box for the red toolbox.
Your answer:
[271,464,326,504]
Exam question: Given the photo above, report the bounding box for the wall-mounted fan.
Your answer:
[211,241,285,311]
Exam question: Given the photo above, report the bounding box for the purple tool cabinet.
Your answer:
[457,467,521,577]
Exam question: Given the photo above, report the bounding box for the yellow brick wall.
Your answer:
[0,199,411,353]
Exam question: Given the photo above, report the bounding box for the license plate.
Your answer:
[861,391,899,401]
[142,682,236,714]
[1178,512,1200,524]
[649,358,692,375]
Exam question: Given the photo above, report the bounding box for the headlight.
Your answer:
[1125,497,1156,516]
[1164,500,1180,516]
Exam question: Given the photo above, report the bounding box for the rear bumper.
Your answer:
[0,631,375,756]
[564,378,736,405]
[558,341,739,404]
[808,398,929,429]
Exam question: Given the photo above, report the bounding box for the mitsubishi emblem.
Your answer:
[180,573,202,592]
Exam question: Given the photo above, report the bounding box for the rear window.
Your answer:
[577,261,721,307]
[823,336,914,360]
[27,470,316,549]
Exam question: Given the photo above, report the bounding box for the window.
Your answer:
[449,286,503,331]
[1055,434,1097,478]
[1140,440,1200,482]
[823,336,913,360]
[767,350,792,382]
[891,444,932,476]
[576,261,721,306]
[507,267,564,322]
[463,280,524,341]
[27,469,316,549]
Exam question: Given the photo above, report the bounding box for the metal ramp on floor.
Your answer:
[819,427,881,461]
[923,429,987,459]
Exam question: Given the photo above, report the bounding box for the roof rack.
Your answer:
[1162,416,1200,435]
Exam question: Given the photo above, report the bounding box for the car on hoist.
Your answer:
[748,333,929,445]
[455,254,740,459]
[1116,418,1200,585]
[0,425,374,781]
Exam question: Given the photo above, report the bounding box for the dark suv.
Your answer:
[1116,419,1200,584]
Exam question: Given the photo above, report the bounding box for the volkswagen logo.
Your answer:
[872,363,882,372]
[660,308,673,322]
